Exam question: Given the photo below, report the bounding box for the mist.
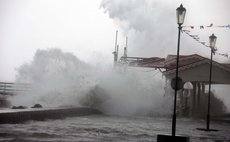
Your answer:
[100,0,230,61]
[2,0,230,116]
[100,0,178,58]
[9,48,172,116]
[100,0,230,112]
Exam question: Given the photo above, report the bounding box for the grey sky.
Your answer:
[0,0,116,81]
[1,0,230,81]
[101,0,230,59]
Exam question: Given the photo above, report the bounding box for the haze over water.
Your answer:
[1,0,230,141]
[0,116,230,142]
[9,48,171,116]
[2,48,228,142]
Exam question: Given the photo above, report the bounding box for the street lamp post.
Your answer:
[172,4,186,136]
[207,33,217,130]
[197,34,218,132]
[157,4,189,142]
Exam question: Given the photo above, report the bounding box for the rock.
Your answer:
[31,104,43,108]
[11,105,27,109]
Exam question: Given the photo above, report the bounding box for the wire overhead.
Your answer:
[181,24,230,60]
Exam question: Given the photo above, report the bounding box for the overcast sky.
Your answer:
[0,0,230,81]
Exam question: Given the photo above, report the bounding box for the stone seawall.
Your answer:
[0,107,102,124]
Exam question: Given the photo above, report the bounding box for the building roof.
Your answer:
[119,56,165,68]
[121,54,230,71]
[163,54,230,84]
[164,54,230,74]
[119,54,230,84]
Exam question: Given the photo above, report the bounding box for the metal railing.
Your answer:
[0,82,31,95]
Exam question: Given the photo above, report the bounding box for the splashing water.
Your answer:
[9,48,172,116]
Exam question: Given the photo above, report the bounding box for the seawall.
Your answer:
[0,107,102,124]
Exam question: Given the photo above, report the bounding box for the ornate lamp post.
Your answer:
[207,34,217,130]
[172,4,186,136]
[157,4,189,142]
[197,34,218,132]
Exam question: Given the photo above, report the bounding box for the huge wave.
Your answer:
[9,48,172,116]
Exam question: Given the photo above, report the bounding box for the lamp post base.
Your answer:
[157,134,189,142]
[196,128,219,131]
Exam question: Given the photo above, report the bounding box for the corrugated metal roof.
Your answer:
[120,54,230,71]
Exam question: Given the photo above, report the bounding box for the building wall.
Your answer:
[164,63,230,84]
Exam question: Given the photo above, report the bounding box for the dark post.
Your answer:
[113,30,118,67]
[207,48,213,130]
[205,33,217,131]
[157,4,189,141]
[172,24,182,136]
[197,33,217,132]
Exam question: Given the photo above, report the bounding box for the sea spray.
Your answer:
[9,48,173,116]
[97,67,173,116]
[10,49,97,107]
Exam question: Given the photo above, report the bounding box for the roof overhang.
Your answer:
[163,59,230,84]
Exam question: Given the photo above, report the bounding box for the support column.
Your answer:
[201,83,205,96]
[179,89,184,116]
[183,89,189,117]
[197,83,201,107]
[192,82,197,116]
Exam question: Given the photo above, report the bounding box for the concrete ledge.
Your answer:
[0,107,102,124]
[157,134,189,142]
[196,128,219,131]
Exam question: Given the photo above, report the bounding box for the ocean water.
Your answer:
[0,115,229,142]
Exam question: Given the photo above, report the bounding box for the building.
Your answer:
[119,54,230,117]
